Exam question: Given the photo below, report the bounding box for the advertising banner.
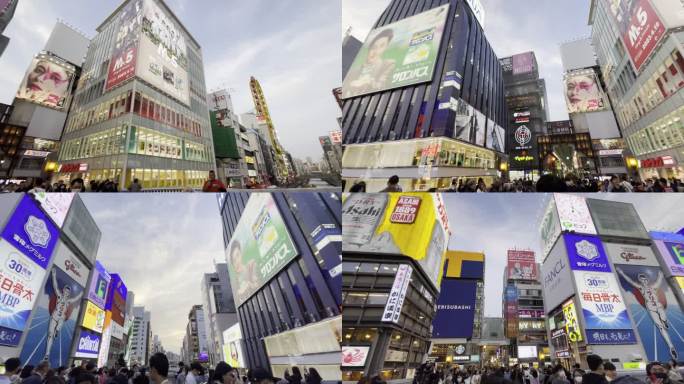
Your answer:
[342,346,370,367]
[564,70,607,114]
[87,261,111,309]
[573,271,636,344]
[105,0,142,91]
[342,4,449,99]
[32,192,75,228]
[432,279,478,338]
[562,300,583,343]
[19,241,86,367]
[505,284,518,337]
[222,323,246,368]
[654,240,684,277]
[74,330,101,359]
[82,300,105,333]
[507,250,538,280]
[382,264,412,323]
[226,193,298,307]
[554,194,597,235]
[1,194,59,269]
[564,234,611,272]
[107,274,127,326]
[135,0,190,105]
[586,199,649,239]
[62,195,102,265]
[607,0,665,72]
[539,197,562,259]
[616,264,684,361]
[16,56,75,110]
[97,312,112,368]
[110,322,124,340]
[605,242,659,267]
[390,195,422,224]
[344,193,448,289]
[443,250,484,280]
[512,52,535,76]
[486,120,506,153]
[541,238,573,313]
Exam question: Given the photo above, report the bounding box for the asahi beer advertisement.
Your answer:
[616,264,684,361]
[225,193,298,306]
[342,4,449,98]
[105,0,143,91]
[136,0,190,105]
[19,243,86,368]
[16,56,75,110]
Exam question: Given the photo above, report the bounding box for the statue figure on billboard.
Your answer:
[44,269,83,361]
[617,269,677,359]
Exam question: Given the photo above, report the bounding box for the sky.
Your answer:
[0,0,341,160]
[80,193,224,355]
[443,193,684,318]
[342,0,594,122]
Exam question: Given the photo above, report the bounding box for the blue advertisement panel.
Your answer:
[432,279,477,338]
[616,264,684,361]
[74,330,101,359]
[106,274,127,311]
[87,261,110,309]
[0,326,22,346]
[1,194,59,269]
[564,234,611,272]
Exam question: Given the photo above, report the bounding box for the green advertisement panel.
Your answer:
[226,194,298,306]
[342,4,449,99]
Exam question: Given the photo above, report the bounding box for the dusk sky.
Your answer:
[444,194,684,317]
[343,0,594,122]
[0,0,340,160]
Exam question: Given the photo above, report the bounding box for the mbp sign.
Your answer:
[390,196,422,224]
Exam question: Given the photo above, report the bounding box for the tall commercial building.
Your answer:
[241,111,277,185]
[342,193,449,381]
[200,263,238,366]
[182,304,209,362]
[341,0,508,191]
[219,192,341,379]
[0,0,18,57]
[129,306,151,366]
[588,0,684,180]
[56,0,215,190]
[319,135,341,176]
[499,52,548,179]
[342,29,363,80]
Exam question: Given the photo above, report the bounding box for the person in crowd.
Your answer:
[0,358,21,384]
[210,362,235,384]
[645,362,683,384]
[75,374,98,384]
[380,175,402,192]
[149,353,169,384]
[602,363,617,382]
[22,362,50,384]
[529,369,539,384]
[129,178,142,192]
[285,368,302,384]
[176,364,186,384]
[349,181,366,192]
[582,354,607,384]
[549,365,570,384]
[202,170,227,192]
[185,363,203,384]
[476,178,487,192]
[247,368,277,384]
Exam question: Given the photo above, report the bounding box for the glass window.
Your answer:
[358,263,380,274]
[366,293,388,305]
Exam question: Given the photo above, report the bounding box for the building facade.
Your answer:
[200,263,238,367]
[129,306,151,366]
[538,120,597,176]
[0,0,18,57]
[56,0,215,190]
[341,0,508,191]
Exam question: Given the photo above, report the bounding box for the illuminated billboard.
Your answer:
[342,4,449,99]
[82,300,105,333]
[564,70,607,114]
[105,0,143,91]
[507,250,538,280]
[16,55,75,111]
[87,261,111,309]
[222,323,246,368]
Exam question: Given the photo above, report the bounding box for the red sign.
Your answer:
[58,163,88,173]
[507,250,538,280]
[421,143,440,157]
[640,155,675,168]
[106,46,137,91]
[615,0,666,72]
[390,196,422,224]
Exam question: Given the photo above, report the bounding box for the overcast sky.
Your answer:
[0,0,340,160]
[444,194,684,318]
[342,0,594,122]
[81,194,224,355]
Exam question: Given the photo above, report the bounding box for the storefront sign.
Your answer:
[390,196,421,224]
[0,326,22,347]
[385,349,409,362]
[382,264,412,323]
[598,149,623,156]
[640,156,675,168]
[82,300,105,333]
[564,234,611,272]
[23,150,50,157]
[342,346,370,367]
[562,300,582,342]
[605,242,659,267]
[74,330,100,358]
[554,194,597,235]
[58,163,88,173]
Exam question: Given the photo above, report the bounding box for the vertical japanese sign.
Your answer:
[562,300,583,343]
[382,264,412,323]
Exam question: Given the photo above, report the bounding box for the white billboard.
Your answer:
[541,237,573,314]
[382,264,412,323]
[222,323,246,368]
[539,197,562,259]
[342,346,370,367]
[605,242,659,267]
[32,192,75,228]
[554,194,597,235]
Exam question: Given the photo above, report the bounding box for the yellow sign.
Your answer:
[82,300,105,333]
[675,277,684,291]
[562,300,582,342]
[623,362,645,370]
[443,251,484,278]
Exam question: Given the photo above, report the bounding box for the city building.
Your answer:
[559,38,630,177]
[0,0,18,57]
[182,304,209,363]
[537,120,597,176]
[476,318,509,367]
[588,0,684,180]
[499,52,548,180]
[342,28,363,79]
[319,135,341,176]
[0,103,22,178]
[129,306,152,366]
[341,0,509,191]
[219,192,341,380]
[200,263,238,366]
[241,111,276,185]
[502,250,548,367]
[342,193,449,381]
[5,22,90,179]
[152,335,164,354]
[56,0,216,190]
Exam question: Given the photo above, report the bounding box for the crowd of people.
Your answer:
[348,174,684,193]
[0,354,325,384]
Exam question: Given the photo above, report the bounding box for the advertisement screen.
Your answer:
[82,300,105,333]
[226,193,298,307]
[517,345,537,359]
[541,237,573,313]
[564,234,611,273]
[616,264,684,361]
[608,0,665,72]
[486,120,506,153]
[105,0,143,91]
[32,192,75,228]
[474,109,486,147]
[605,243,659,267]
[573,271,636,344]
[15,56,75,110]
[585,199,649,239]
[564,70,607,114]
[19,241,87,367]
[222,323,246,368]
[135,0,190,104]
[562,300,583,343]
[107,274,127,326]
[74,330,101,359]
[554,194,597,235]
[342,4,449,99]
[507,250,538,280]
[342,346,370,367]
[432,279,477,338]
[87,261,111,309]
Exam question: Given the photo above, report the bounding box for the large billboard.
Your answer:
[222,323,246,368]
[136,0,190,105]
[507,250,538,281]
[554,194,597,235]
[107,274,127,326]
[16,55,75,111]
[342,4,449,99]
[564,234,611,272]
[616,264,684,361]
[564,70,607,114]
[605,242,660,267]
[432,279,478,338]
[343,193,449,290]
[74,330,101,359]
[607,0,666,73]
[539,197,561,259]
[486,119,506,153]
[541,237,573,313]
[82,300,105,333]
[105,0,143,91]
[87,261,111,309]
[32,192,75,228]
[585,199,649,239]
[20,241,87,368]
[443,250,484,280]
[512,52,536,76]
[226,193,298,307]
[654,240,684,277]
[573,271,637,344]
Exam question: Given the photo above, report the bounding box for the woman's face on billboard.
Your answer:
[566,75,597,106]
[367,36,390,63]
[26,60,70,100]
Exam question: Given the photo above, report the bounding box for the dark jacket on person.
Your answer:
[581,373,607,384]
[21,374,43,384]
